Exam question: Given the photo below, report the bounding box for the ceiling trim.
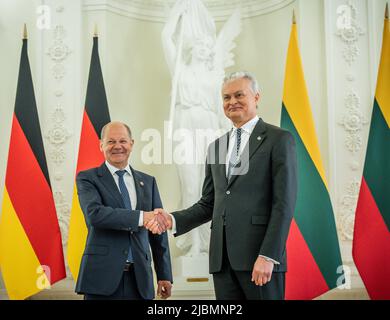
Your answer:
[83,0,296,22]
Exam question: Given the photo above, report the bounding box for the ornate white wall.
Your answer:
[0,0,387,299]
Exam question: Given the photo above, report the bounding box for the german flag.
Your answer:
[0,27,66,300]
[281,15,344,300]
[353,4,390,300]
[67,34,110,280]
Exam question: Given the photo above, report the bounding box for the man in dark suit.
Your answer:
[148,71,297,300]
[75,121,172,300]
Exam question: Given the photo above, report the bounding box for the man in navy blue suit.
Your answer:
[75,121,172,300]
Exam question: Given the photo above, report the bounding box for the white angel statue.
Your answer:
[162,0,241,257]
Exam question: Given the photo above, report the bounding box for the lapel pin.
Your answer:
[140,181,144,187]
[257,136,262,141]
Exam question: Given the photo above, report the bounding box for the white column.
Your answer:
[37,0,83,277]
[324,0,386,296]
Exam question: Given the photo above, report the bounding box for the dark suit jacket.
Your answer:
[173,119,297,274]
[75,163,172,299]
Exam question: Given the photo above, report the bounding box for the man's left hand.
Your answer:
[251,256,274,286]
[157,280,172,299]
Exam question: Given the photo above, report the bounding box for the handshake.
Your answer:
[143,209,173,235]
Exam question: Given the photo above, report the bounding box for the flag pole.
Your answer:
[292,10,296,24]
[94,23,98,37]
[23,23,27,39]
[385,3,389,19]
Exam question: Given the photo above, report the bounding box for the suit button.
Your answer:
[226,191,231,195]
[123,250,128,255]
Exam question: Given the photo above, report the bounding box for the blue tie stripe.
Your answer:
[236,128,242,156]
[228,128,242,180]
[116,170,133,263]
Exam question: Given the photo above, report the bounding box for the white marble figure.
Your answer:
[162,0,241,257]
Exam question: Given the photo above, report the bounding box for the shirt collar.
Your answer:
[231,115,259,136]
[105,160,132,177]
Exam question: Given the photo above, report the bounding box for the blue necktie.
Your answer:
[227,128,242,180]
[116,170,133,263]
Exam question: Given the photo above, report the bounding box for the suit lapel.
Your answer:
[216,132,230,186]
[98,163,125,208]
[248,118,267,159]
[227,119,267,188]
[130,166,144,210]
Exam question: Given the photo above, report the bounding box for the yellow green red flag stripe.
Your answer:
[353,5,390,300]
[67,36,110,280]
[0,38,66,299]
[281,21,343,300]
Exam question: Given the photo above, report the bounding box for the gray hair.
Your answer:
[223,71,260,95]
[100,121,132,140]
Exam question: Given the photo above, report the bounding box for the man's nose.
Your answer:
[229,96,238,105]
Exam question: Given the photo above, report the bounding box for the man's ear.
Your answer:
[99,140,103,152]
[255,92,260,103]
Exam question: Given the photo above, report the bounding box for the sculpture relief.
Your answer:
[162,0,241,257]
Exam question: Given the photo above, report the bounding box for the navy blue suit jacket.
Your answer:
[75,163,172,299]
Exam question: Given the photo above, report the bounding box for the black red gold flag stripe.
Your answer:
[0,37,66,300]
[67,36,110,280]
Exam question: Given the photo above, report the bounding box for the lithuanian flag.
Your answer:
[0,27,66,300]
[353,4,390,300]
[67,34,110,280]
[281,15,344,300]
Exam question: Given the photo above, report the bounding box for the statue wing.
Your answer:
[215,9,242,70]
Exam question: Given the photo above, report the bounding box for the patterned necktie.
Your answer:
[227,128,242,180]
[116,170,133,263]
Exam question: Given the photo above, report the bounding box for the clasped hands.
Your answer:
[143,209,172,234]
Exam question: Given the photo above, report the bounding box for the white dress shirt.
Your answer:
[225,116,259,176]
[105,161,144,226]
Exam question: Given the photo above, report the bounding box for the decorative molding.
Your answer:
[83,0,296,22]
[54,190,71,247]
[52,63,66,80]
[336,0,369,249]
[346,73,356,82]
[349,160,360,171]
[52,106,66,123]
[44,16,74,254]
[46,124,71,146]
[56,5,65,13]
[54,89,64,97]
[49,147,66,166]
[337,179,361,241]
[335,0,365,65]
[54,171,64,181]
[326,0,372,268]
[338,89,368,153]
[47,41,71,63]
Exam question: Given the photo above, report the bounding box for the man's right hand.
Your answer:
[145,209,173,234]
[143,211,164,235]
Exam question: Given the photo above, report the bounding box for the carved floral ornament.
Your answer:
[338,90,368,153]
[47,41,71,63]
[83,0,295,21]
[338,180,361,241]
[335,0,365,65]
[54,190,71,246]
[45,19,72,246]
[46,125,71,146]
